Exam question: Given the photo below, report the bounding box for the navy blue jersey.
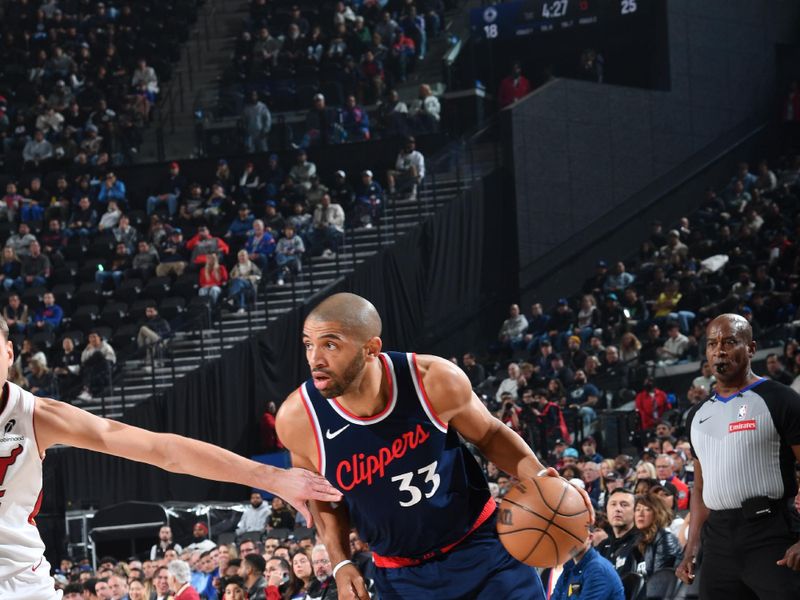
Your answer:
[300,351,491,559]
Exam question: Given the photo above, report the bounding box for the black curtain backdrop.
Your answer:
[44,172,516,557]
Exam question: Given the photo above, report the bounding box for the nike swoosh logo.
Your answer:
[699,417,712,424]
[325,424,350,439]
[31,557,43,572]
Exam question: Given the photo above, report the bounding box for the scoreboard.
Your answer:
[470,0,643,40]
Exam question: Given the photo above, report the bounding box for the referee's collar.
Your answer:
[713,377,766,403]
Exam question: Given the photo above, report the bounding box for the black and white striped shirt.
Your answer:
[686,378,800,511]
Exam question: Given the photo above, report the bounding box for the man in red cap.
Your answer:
[186,522,215,553]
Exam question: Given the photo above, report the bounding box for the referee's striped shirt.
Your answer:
[686,378,800,511]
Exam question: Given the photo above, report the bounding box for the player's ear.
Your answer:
[365,336,382,357]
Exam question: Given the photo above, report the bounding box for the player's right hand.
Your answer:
[538,467,596,526]
[675,552,696,584]
[274,467,342,527]
[335,563,369,599]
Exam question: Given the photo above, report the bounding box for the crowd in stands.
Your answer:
[54,513,378,600]
[473,155,800,450]
[228,0,448,148]
[0,133,426,402]
[0,0,198,167]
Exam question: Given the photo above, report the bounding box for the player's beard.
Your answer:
[318,351,365,399]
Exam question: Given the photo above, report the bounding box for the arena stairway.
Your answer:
[80,146,497,418]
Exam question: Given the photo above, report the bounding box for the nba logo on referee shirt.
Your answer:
[729,403,755,432]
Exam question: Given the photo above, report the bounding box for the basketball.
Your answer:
[497,476,591,567]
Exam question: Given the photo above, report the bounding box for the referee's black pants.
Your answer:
[700,502,800,599]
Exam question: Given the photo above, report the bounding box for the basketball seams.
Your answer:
[497,477,590,566]
[501,497,587,545]
[521,527,557,565]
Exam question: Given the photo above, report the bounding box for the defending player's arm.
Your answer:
[675,456,710,584]
[419,355,594,519]
[276,392,368,600]
[34,396,341,525]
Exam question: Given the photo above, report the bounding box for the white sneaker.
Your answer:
[236,308,246,315]
[277,278,284,286]
[365,222,373,229]
[77,390,93,401]
[142,365,152,373]
[322,249,335,259]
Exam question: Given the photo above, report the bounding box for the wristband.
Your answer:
[332,559,353,578]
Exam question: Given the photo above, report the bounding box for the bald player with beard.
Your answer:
[677,314,800,599]
[277,293,593,600]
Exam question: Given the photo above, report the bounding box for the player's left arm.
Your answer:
[420,355,594,521]
[33,396,341,523]
[418,355,546,480]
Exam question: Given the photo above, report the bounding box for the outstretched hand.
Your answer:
[273,467,342,527]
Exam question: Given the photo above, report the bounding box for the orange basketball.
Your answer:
[496,476,591,567]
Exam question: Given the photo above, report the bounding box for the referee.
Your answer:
[676,314,800,598]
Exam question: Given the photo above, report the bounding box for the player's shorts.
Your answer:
[373,512,545,600]
[0,557,61,600]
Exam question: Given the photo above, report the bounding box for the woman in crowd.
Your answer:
[28,357,58,398]
[599,458,616,479]
[575,294,600,342]
[632,492,682,577]
[289,548,314,599]
[635,460,657,482]
[227,249,261,314]
[619,332,642,365]
[198,252,228,305]
[217,543,236,575]
[650,483,685,538]
[127,578,147,600]
[546,377,567,405]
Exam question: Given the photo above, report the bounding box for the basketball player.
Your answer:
[277,294,593,600]
[0,317,341,599]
